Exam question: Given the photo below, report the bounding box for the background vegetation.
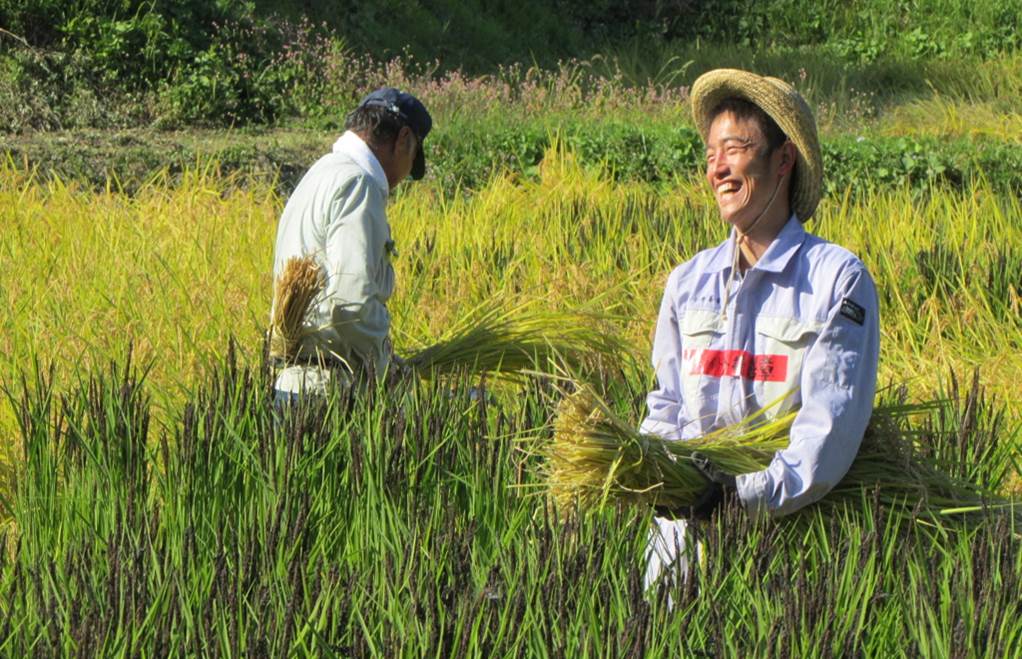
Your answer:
[4,0,1022,206]
[1,0,1022,130]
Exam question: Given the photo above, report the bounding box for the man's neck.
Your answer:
[735,205,791,271]
[357,136,387,173]
[336,131,390,195]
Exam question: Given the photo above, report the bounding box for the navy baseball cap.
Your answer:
[357,87,433,180]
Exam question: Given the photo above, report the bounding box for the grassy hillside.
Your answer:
[3,0,1022,130]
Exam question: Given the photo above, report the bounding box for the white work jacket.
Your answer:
[640,215,880,516]
[272,131,395,393]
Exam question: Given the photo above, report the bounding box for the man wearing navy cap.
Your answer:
[271,88,433,399]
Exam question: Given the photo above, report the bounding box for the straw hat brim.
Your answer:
[691,68,823,222]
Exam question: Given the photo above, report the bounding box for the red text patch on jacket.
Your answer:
[686,349,788,382]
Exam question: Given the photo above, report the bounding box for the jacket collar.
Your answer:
[752,214,806,272]
[332,131,389,196]
[706,213,806,274]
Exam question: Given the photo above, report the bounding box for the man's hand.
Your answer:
[691,452,737,489]
[688,452,738,520]
[654,452,738,521]
[383,350,414,387]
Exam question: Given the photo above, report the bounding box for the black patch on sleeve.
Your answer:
[840,298,866,325]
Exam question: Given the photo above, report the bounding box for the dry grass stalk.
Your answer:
[268,255,324,360]
[405,299,627,379]
[545,385,1008,521]
[546,386,791,511]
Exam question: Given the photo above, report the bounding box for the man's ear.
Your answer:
[397,125,415,153]
[778,140,797,178]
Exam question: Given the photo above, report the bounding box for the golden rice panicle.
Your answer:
[545,385,1016,523]
[269,255,324,360]
[547,388,617,510]
[545,386,707,514]
[405,299,629,379]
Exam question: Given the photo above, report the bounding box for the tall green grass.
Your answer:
[0,348,1017,654]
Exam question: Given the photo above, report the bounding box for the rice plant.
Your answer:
[0,125,1021,654]
[403,298,629,380]
[0,351,1018,655]
[3,153,1022,432]
[544,383,1016,522]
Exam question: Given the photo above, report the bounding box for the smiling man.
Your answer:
[642,69,880,588]
[271,87,432,401]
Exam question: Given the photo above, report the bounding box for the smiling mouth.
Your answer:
[716,181,741,196]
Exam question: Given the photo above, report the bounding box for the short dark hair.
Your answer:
[344,105,406,146]
[709,97,787,153]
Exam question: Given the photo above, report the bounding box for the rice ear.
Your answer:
[543,384,1012,522]
[405,299,629,379]
[268,255,325,360]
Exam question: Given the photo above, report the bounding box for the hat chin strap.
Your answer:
[721,173,785,322]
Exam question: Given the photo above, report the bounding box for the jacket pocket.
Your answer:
[753,316,821,413]
[679,309,725,411]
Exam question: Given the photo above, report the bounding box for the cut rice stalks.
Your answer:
[404,299,628,380]
[544,385,1017,522]
[268,255,324,360]
[267,265,626,379]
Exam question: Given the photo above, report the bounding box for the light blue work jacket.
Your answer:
[640,215,880,516]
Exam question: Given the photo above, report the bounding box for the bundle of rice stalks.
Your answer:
[545,385,1012,521]
[404,299,628,380]
[268,255,324,360]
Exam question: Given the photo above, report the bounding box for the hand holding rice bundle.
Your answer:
[546,386,787,512]
[269,259,626,381]
[545,385,1010,522]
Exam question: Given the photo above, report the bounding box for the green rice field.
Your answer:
[0,145,1019,654]
[2,2,1022,652]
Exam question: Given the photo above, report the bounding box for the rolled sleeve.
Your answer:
[737,267,880,516]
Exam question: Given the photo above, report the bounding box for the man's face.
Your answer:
[704,110,786,230]
[387,126,419,188]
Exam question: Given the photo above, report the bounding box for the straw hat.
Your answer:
[691,68,823,222]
